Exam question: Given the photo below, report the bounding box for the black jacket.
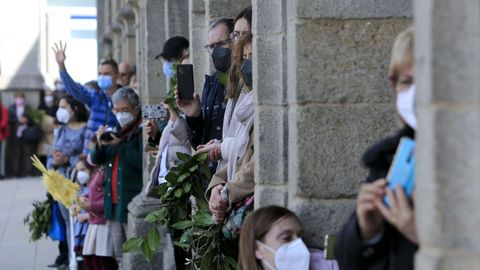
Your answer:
[335,126,418,270]
[186,72,226,149]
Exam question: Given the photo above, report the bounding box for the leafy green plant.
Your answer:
[164,64,180,114]
[26,108,46,125]
[24,197,52,241]
[123,153,238,269]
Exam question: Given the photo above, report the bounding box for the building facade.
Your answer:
[98,0,480,269]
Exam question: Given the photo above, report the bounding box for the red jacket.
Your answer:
[0,105,9,141]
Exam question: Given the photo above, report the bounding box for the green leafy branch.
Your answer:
[123,152,238,269]
[24,196,52,241]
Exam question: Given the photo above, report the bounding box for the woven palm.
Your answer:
[31,155,79,208]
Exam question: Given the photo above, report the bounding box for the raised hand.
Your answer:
[52,41,67,70]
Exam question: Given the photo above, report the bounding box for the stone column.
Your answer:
[96,0,106,62]
[189,0,208,96]
[254,0,411,247]
[415,0,480,269]
[252,0,289,207]
[125,0,176,269]
[117,6,137,64]
[165,0,189,38]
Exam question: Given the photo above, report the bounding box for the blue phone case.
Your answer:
[384,137,416,207]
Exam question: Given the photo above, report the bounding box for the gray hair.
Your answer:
[209,17,234,33]
[112,87,140,108]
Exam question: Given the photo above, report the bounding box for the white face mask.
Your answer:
[56,107,71,124]
[77,171,90,185]
[396,84,417,130]
[258,238,310,270]
[115,111,134,127]
[44,95,54,106]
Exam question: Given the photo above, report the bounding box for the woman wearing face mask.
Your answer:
[239,206,339,270]
[197,34,255,257]
[335,27,418,270]
[46,94,88,264]
[47,95,88,177]
[91,87,143,269]
[37,89,59,167]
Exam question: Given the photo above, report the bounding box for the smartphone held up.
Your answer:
[177,64,194,100]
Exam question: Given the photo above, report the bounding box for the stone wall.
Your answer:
[254,0,412,246]
[415,0,480,268]
[96,1,480,269]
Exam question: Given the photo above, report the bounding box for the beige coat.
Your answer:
[146,116,192,193]
[206,128,254,207]
[37,114,55,156]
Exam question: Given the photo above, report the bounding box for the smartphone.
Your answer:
[384,137,416,207]
[177,64,194,100]
[324,234,336,260]
[142,104,169,119]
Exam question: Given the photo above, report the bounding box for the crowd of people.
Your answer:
[13,4,419,270]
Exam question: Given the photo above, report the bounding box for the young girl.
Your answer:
[71,159,91,268]
[78,137,117,270]
[239,206,339,270]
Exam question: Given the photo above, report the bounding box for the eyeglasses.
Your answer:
[230,31,250,41]
[204,38,232,53]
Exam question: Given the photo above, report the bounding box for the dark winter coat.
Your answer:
[335,126,418,270]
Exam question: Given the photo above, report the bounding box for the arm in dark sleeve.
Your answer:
[186,114,205,149]
[90,143,108,165]
[148,130,162,146]
[335,212,388,270]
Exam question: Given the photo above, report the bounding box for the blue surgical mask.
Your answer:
[97,75,113,91]
[163,61,175,78]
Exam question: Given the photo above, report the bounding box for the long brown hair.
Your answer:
[239,206,301,270]
[227,33,253,100]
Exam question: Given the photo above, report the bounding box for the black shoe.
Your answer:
[47,263,60,268]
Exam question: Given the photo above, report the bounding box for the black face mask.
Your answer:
[212,47,231,73]
[241,59,252,88]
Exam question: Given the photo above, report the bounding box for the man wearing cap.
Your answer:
[175,18,234,161]
[52,41,119,155]
[155,36,190,90]
[145,36,190,146]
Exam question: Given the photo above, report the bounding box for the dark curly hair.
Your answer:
[59,95,89,123]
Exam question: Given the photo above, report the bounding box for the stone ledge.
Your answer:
[292,0,412,19]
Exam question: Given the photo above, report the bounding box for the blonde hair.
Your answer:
[388,26,414,81]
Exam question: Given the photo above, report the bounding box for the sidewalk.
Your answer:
[0,177,57,269]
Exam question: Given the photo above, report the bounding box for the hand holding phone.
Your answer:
[384,137,415,207]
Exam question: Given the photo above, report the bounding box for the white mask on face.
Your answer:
[258,238,310,270]
[56,107,71,124]
[77,171,90,185]
[44,95,54,106]
[115,111,134,127]
[396,84,417,130]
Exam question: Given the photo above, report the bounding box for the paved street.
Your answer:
[0,177,57,269]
